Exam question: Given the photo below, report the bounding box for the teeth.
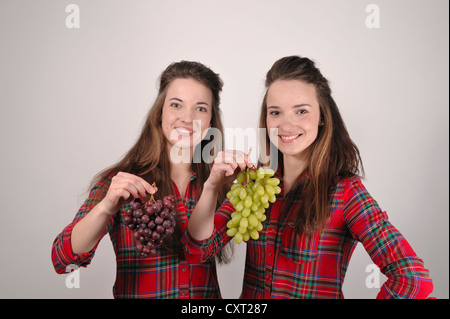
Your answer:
[280,135,300,140]
[176,128,193,134]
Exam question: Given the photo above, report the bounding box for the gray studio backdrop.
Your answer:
[0,0,448,299]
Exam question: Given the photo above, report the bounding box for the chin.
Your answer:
[278,144,310,158]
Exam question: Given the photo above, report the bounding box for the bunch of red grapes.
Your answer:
[124,195,176,258]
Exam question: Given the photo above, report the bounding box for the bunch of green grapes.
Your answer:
[226,167,281,244]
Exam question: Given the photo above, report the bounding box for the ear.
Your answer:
[319,116,325,126]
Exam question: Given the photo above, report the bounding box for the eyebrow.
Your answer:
[169,97,210,107]
[267,103,311,109]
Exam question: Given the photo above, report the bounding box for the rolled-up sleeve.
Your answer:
[343,178,433,299]
[51,182,111,274]
[182,198,235,264]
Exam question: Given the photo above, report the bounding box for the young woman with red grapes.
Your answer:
[184,56,434,299]
[52,61,234,299]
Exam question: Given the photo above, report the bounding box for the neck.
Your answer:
[169,161,192,198]
[282,153,308,193]
[170,161,192,178]
[166,144,193,176]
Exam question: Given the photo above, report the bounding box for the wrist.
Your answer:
[96,198,117,218]
[203,179,221,194]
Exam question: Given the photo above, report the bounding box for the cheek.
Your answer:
[197,113,212,130]
[161,108,167,124]
[266,117,276,132]
[265,118,278,140]
[161,108,173,126]
[160,110,173,138]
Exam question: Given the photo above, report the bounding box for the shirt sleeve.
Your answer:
[182,198,235,264]
[342,177,433,299]
[51,180,113,274]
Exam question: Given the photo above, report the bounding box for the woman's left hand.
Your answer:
[206,150,253,190]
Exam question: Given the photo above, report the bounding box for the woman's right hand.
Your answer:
[101,172,158,216]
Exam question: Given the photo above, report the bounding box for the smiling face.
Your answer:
[161,78,213,151]
[266,79,322,162]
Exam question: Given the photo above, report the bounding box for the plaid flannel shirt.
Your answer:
[51,172,222,299]
[182,169,433,299]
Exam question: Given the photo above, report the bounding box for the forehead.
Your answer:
[267,79,318,106]
[165,78,212,102]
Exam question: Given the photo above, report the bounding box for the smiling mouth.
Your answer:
[279,134,302,141]
[175,127,194,135]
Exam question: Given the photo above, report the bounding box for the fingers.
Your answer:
[213,163,236,177]
[117,188,132,204]
[111,172,158,201]
[112,181,141,200]
[215,150,254,172]
[234,151,254,170]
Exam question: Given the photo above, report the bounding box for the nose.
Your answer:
[180,108,194,124]
[279,114,295,133]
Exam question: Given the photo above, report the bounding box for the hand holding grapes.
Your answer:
[101,172,158,216]
[186,150,253,242]
[206,150,253,190]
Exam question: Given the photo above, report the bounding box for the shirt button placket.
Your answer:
[179,261,189,299]
[264,225,276,298]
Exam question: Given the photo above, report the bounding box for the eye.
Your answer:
[170,102,181,108]
[269,110,280,116]
[197,106,207,112]
[297,109,307,115]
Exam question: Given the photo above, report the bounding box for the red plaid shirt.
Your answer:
[182,169,434,299]
[51,172,222,299]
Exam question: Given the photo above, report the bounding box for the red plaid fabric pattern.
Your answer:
[183,169,434,299]
[51,172,222,299]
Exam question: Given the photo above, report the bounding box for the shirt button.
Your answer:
[181,267,187,272]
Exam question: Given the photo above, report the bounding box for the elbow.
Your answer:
[379,276,434,299]
[181,231,215,264]
[417,277,434,299]
[406,276,434,299]
[51,247,68,274]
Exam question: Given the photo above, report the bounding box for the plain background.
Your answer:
[0,0,448,299]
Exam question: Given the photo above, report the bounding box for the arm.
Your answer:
[183,197,235,264]
[71,172,156,253]
[187,150,252,241]
[343,177,433,299]
[70,199,115,254]
[183,151,251,263]
[186,180,221,241]
[51,172,156,273]
[51,183,111,274]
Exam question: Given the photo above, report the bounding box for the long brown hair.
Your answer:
[91,61,231,261]
[259,56,364,234]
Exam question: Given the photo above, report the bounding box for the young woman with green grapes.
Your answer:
[184,56,434,299]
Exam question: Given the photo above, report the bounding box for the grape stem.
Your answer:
[246,147,253,185]
[148,182,157,203]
